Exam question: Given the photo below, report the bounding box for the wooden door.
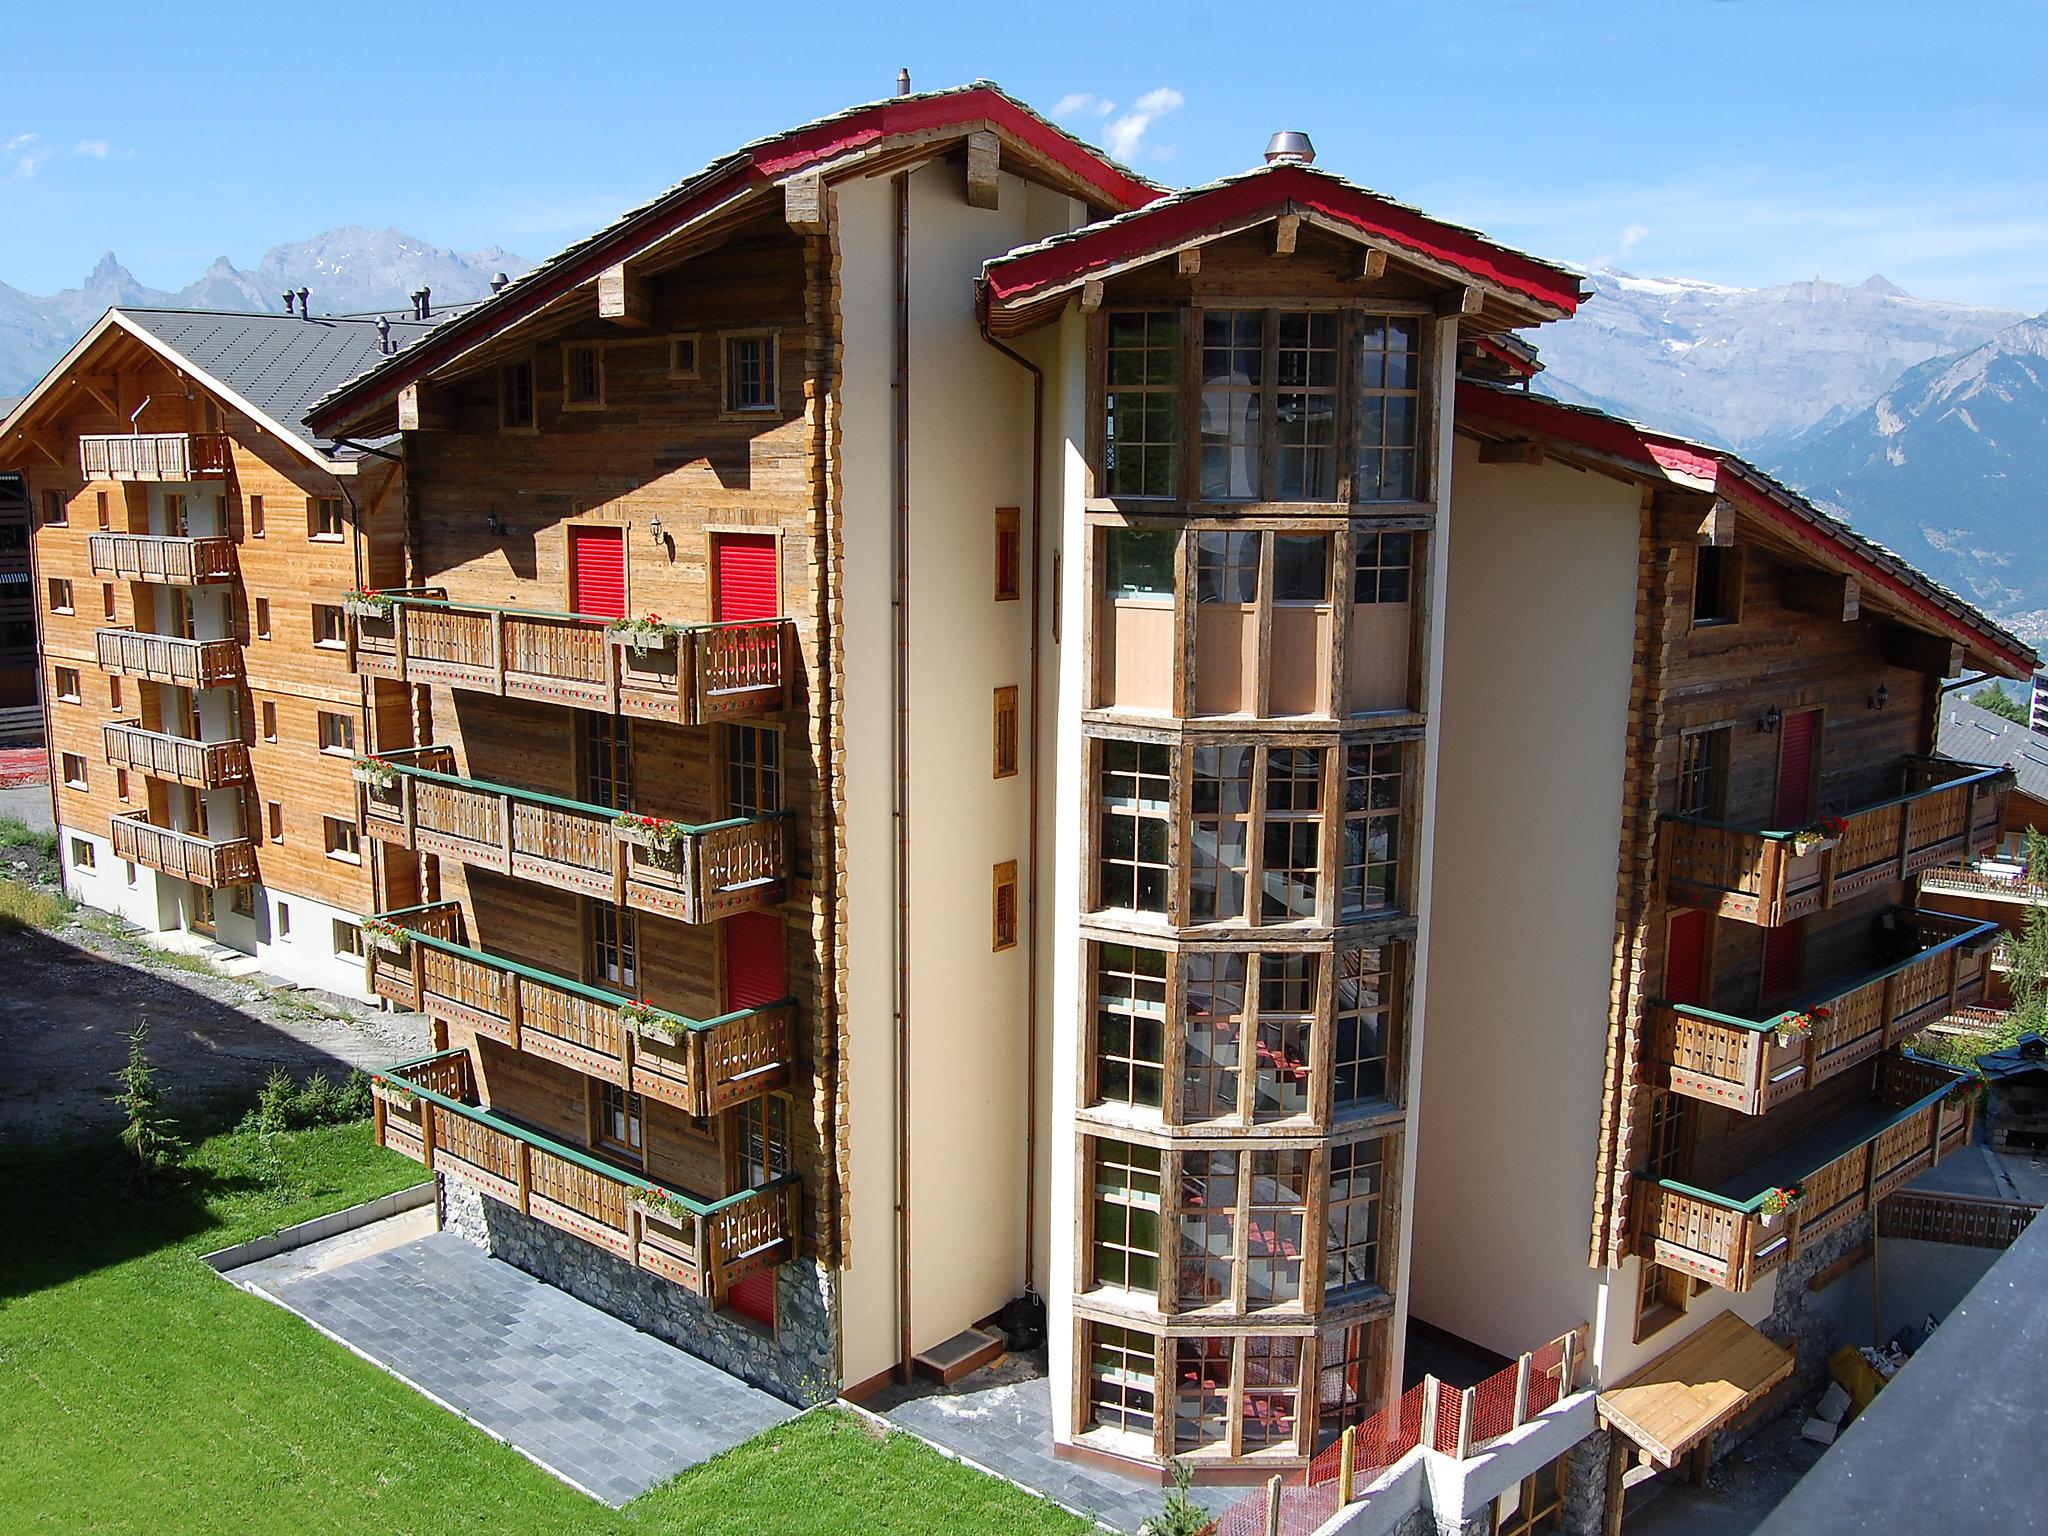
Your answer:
[722,910,787,1010]
[713,533,780,623]
[189,883,214,936]
[1760,923,1802,1007]
[568,526,627,619]
[1774,710,1820,826]
[1664,909,1709,1006]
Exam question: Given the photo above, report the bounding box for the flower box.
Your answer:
[619,998,686,1045]
[1758,1186,1800,1227]
[344,593,396,620]
[628,1185,696,1230]
[362,925,408,956]
[606,617,680,652]
[351,761,400,791]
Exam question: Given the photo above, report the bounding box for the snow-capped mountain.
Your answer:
[0,228,530,393]
[1536,269,2023,454]
[1772,316,2048,641]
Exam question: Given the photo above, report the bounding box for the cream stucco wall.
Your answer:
[1408,439,1641,1364]
[835,162,1087,1389]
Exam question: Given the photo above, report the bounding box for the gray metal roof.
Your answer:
[115,307,457,455]
[1937,692,2048,802]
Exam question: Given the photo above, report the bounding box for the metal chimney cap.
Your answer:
[1264,131,1315,166]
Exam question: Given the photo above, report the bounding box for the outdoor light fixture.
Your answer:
[648,516,663,545]
[1759,705,1782,734]
[484,509,504,536]
[1868,684,1889,711]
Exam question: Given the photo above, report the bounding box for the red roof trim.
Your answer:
[1455,381,2036,675]
[985,164,1583,314]
[1474,337,1541,381]
[310,87,1153,435]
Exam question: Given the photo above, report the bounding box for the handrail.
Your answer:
[1661,762,2012,840]
[1656,914,2000,1033]
[1645,1061,1966,1213]
[369,587,788,633]
[379,915,795,1035]
[366,749,792,836]
[375,1049,798,1216]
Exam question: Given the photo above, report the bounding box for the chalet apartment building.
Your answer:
[11,81,2033,1521]
[0,304,446,995]
[0,469,34,739]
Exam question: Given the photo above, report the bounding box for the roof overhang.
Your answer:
[0,309,352,476]
[1455,380,2039,679]
[1598,1311,1795,1469]
[980,162,1585,337]
[307,83,1160,440]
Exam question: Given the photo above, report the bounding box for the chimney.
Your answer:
[418,285,431,319]
[1263,131,1316,166]
[897,66,911,97]
[282,290,295,316]
[297,287,311,318]
[375,315,391,355]
[408,289,424,320]
[490,271,509,293]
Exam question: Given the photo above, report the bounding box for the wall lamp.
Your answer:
[1868,684,1889,711]
[484,509,505,536]
[1758,705,1782,734]
[648,516,663,545]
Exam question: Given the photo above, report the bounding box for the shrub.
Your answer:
[115,1018,185,1178]
[1138,1460,1210,1536]
[247,1067,376,1135]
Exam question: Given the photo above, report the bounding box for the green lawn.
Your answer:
[0,1116,1091,1535]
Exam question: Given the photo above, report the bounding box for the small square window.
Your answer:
[501,358,536,429]
[268,802,284,842]
[668,335,700,379]
[277,901,291,937]
[723,332,778,413]
[309,497,346,540]
[124,860,136,886]
[255,597,271,639]
[313,605,346,647]
[994,507,1021,602]
[42,490,67,527]
[70,837,95,869]
[61,752,87,789]
[333,919,364,959]
[249,494,265,537]
[1693,546,1743,626]
[261,701,278,742]
[47,578,74,614]
[229,884,254,917]
[324,816,360,862]
[317,711,355,755]
[564,342,604,408]
[95,491,109,529]
[54,666,80,703]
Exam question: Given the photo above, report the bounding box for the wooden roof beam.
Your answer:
[784,172,827,235]
[1177,247,1202,276]
[1782,567,1860,623]
[1650,493,1735,547]
[1274,213,1300,256]
[596,263,652,328]
[965,130,1000,210]
[397,382,454,433]
[1359,246,1388,281]
[1880,624,1964,679]
[1477,438,1544,466]
[1435,284,1483,318]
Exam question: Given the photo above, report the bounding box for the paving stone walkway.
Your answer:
[230,1227,795,1505]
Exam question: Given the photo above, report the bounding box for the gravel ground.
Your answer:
[0,830,429,1140]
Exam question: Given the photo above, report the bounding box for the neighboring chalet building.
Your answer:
[0,304,444,995]
[0,468,33,741]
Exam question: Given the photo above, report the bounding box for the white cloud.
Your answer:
[1051,92,1114,120]
[1103,87,1184,163]
[75,139,109,158]
[3,131,120,179]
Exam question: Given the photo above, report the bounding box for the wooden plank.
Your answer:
[596,264,652,328]
[1597,1312,1795,1468]
[964,130,1000,210]
[783,173,827,235]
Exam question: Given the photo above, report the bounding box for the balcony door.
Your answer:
[723,910,786,1011]
[1665,909,1708,1006]
[568,525,627,620]
[713,533,779,623]
[1774,710,1821,827]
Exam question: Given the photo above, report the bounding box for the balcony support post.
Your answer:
[516,1140,533,1216]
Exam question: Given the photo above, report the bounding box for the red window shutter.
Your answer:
[569,526,627,619]
[1774,710,1819,826]
[723,910,787,1011]
[714,534,780,623]
[1760,923,1801,1007]
[728,1266,776,1327]
[1664,910,1708,1006]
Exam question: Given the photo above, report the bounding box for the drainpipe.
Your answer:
[891,168,915,1383]
[975,288,1046,1296]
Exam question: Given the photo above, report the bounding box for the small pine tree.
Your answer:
[1972,684,2028,724]
[115,1016,184,1176]
[1138,1459,1212,1536]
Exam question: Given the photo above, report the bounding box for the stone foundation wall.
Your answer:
[439,1174,838,1406]
[1558,1427,1613,1536]
[1763,1213,1874,1403]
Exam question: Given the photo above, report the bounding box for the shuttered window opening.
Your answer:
[727,1267,776,1329]
[993,860,1019,951]
[1760,923,1801,1008]
[994,686,1020,778]
[723,910,787,1012]
[714,533,779,622]
[1664,910,1708,1007]
[995,506,1021,601]
[1774,710,1820,827]
[569,525,627,620]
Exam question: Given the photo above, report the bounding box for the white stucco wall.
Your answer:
[1408,439,1641,1362]
[60,827,166,930]
[835,162,1087,1388]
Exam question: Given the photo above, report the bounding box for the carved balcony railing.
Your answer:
[1662,759,2011,926]
[1632,1052,1975,1293]
[1650,910,1999,1114]
[363,904,794,1117]
[79,432,231,481]
[356,747,789,925]
[94,627,241,689]
[101,721,251,789]
[370,1048,800,1303]
[347,589,790,724]
[87,532,236,585]
[109,810,258,888]
[1919,863,2048,905]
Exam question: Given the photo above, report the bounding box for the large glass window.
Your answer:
[1175,1337,1234,1450]
[1275,312,1340,500]
[1357,316,1423,501]
[1092,1140,1163,1294]
[725,723,782,816]
[1676,728,1729,819]
[1244,1149,1310,1306]
[1272,534,1329,603]
[579,713,633,811]
[1354,531,1412,603]
[1317,1322,1380,1447]
[1181,952,1247,1121]
[1342,743,1403,916]
[1095,944,1168,1109]
[1195,530,1260,604]
[1333,947,1398,1109]
[1177,1151,1239,1309]
[1325,1138,1386,1297]
[1106,528,1177,597]
[1105,312,1182,498]
[1099,741,1172,913]
[1240,1334,1304,1449]
[1190,745,1252,922]
[1089,1325,1159,1440]
[1254,955,1317,1119]
[1263,748,1324,920]
[587,900,639,992]
[1200,311,1265,500]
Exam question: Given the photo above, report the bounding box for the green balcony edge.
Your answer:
[366,747,793,836]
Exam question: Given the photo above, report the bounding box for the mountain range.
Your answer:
[0,228,530,396]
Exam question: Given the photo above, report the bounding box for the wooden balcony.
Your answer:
[87,532,236,585]
[94,628,241,689]
[1662,759,2011,926]
[357,747,790,925]
[101,721,251,789]
[348,589,790,724]
[1651,910,1999,1114]
[370,1048,799,1304]
[1633,1053,1975,1292]
[1919,864,2048,906]
[364,902,794,1117]
[79,432,232,481]
[110,810,258,888]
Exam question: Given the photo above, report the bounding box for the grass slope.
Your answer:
[0,1118,1090,1535]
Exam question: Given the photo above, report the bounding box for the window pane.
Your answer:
[1334,946,1396,1108]
[1105,312,1181,497]
[1095,944,1167,1108]
[1093,1140,1163,1294]
[1276,312,1339,500]
[1195,531,1259,605]
[1190,745,1251,922]
[1245,1150,1308,1306]
[1326,1138,1385,1296]
[1200,311,1263,501]
[1342,743,1402,917]
[1358,316,1423,502]
[1254,954,1316,1119]
[1106,530,1177,598]
[1273,535,1329,602]
[1090,1324,1159,1438]
[1177,1151,1237,1309]
[1182,951,1246,1120]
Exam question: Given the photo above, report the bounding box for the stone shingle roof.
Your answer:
[1937,692,2048,803]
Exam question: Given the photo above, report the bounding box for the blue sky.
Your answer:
[5,0,2045,310]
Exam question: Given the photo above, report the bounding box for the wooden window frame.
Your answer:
[1085,1322,1162,1445]
[665,334,701,380]
[267,801,284,842]
[1173,1144,1315,1316]
[316,710,355,757]
[42,490,67,527]
[47,578,73,615]
[719,328,782,417]
[1095,736,1174,916]
[308,496,346,542]
[732,1093,790,1188]
[70,836,95,870]
[116,767,129,802]
[107,676,121,712]
[721,721,782,818]
[993,686,1020,779]
[1324,1134,1388,1302]
[94,491,110,529]
[248,494,265,537]
[1089,939,1169,1114]
[499,354,538,433]
[994,506,1022,601]
[333,920,365,960]
[1170,1330,1313,1460]
[1494,1453,1568,1536]
[255,597,271,640]
[585,898,640,993]
[1354,312,1428,505]
[61,753,88,790]
[1332,942,1403,1114]
[323,815,362,864]
[1633,1259,1689,1344]
[1087,1137,1163,1298]
[1341,741,1404,920]
[577,711,634,812]
[54,666,80,704]
[1675,726,1731,820]
[592,1081,646,1165]
[260,701,278,743]
[993,859,1019,951]
[562,341,607,410]
[1099,308,1183,500]
[312,604,347,649]
[1691,544,1744,628]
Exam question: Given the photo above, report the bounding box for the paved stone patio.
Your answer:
[869,1351,1236,1533]
[230,1227,796,1505]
